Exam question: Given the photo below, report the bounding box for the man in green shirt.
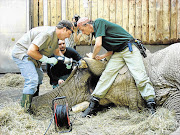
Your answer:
[77,17,156,117]
[12,20,74,113]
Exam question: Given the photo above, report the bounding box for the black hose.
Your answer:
[44,97,72,134]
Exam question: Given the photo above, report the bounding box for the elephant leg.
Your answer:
[162,91,180,123]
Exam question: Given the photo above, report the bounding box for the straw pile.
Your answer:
[0,73,24,90]
[0,102,53,135]
[0,73,52,93]
[0,72,179,135]
[0,101,178,135]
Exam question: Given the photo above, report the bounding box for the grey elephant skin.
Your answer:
[31,43,180,133]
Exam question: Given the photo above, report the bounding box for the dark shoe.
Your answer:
[82,97,99,118]
[33,84,40,97]
[146,98,156,114]
[21,94,33,114]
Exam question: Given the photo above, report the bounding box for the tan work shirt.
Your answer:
[12,26,58,60]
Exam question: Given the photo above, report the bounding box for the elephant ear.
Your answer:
[83,57,108,76]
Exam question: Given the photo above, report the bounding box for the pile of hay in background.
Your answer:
[0,73,52,93]
[0,73,24,90]
[0,101,178,135]
[76,34,96,45]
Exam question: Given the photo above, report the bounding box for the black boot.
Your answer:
[33,84,40,97]
[82,97,99,118]
[146,98,156,114]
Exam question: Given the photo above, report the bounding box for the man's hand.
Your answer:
[58,79,64,85]
[95,55,104,60]
[39,55,58,65]
[95,51,113,60]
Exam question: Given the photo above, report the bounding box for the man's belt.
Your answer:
[123,39,147,58]
[134,39,147,58]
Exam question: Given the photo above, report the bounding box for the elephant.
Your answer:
[31,43,180,133]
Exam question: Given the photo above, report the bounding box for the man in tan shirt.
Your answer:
[12,20,74,113]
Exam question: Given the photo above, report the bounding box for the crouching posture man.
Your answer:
[46,40,82,89]
[12,20,74,113]
[77,17,156,117]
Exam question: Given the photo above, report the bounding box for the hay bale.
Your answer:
[0,73,24,90]
[0,102,53,135]
[0,102,178,135]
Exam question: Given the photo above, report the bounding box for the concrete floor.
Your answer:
[76,44,169,56]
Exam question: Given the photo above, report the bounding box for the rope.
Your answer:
[44,110,56,135]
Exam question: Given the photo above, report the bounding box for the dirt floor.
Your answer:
[0,73,51,110]
[0,73,179,135]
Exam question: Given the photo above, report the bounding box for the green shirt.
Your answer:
[93,18,133,52]
[12,26,58,60]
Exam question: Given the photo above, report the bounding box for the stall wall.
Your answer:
[0,0,28,73]
[32,0,180,44]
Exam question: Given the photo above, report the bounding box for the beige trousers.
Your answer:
[92,44,155,100]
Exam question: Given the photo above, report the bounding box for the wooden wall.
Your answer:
[32,0,180,45]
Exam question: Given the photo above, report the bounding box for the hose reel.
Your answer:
[44,96,72,135]
[52,96,72,133]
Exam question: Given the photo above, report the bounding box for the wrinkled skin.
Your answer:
[32,43,180,133]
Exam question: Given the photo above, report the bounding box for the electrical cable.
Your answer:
[44,109,56,135]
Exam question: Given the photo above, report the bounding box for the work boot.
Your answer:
[146,98,156,114]
[33,84,40,97]
[21,94,33,114]
[82,97,99,118]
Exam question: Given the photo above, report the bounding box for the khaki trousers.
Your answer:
[92,44,155,100]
